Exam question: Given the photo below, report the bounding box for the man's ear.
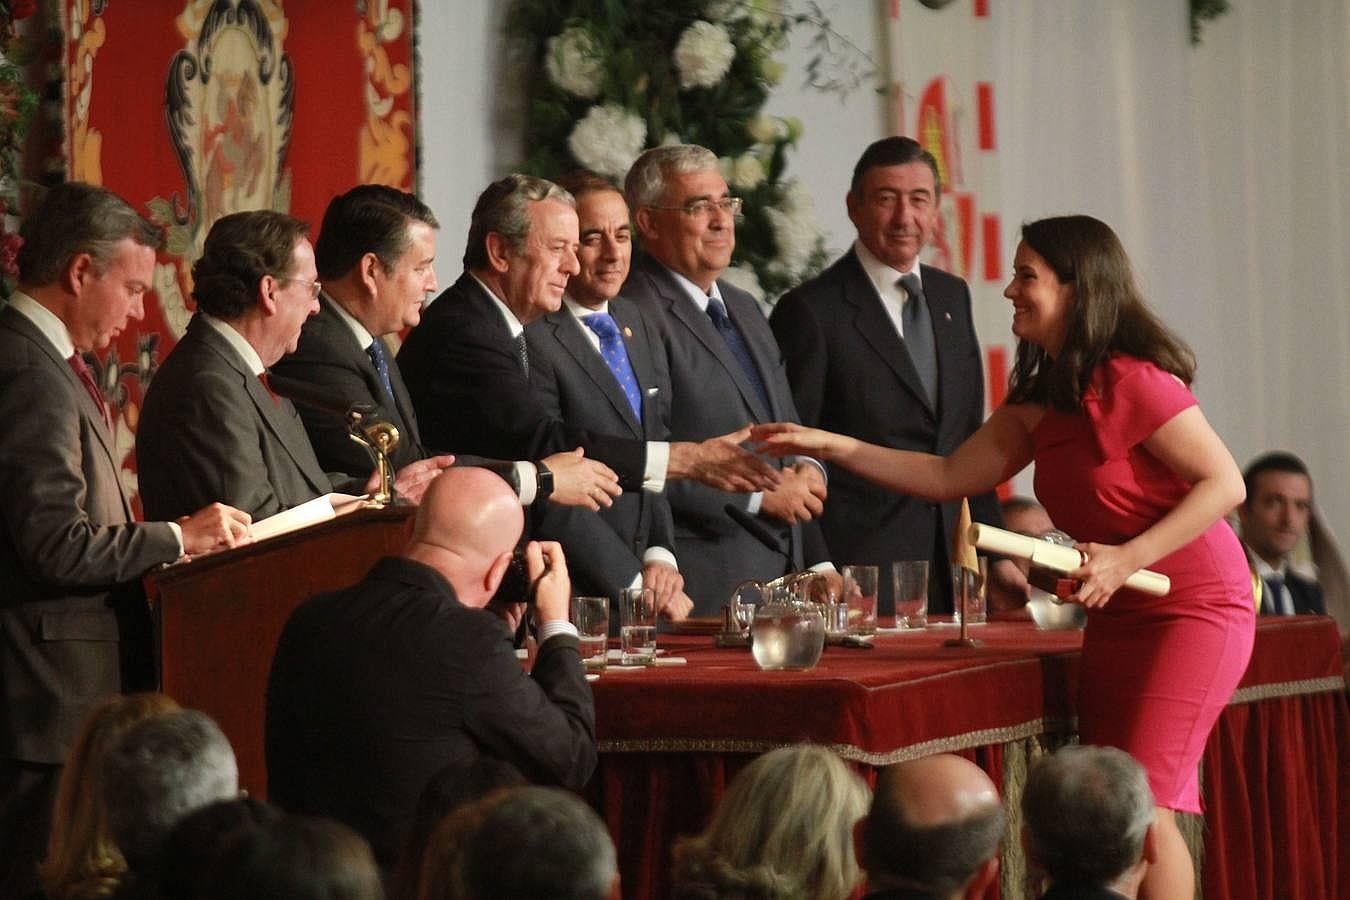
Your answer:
[357,251,382,293]
[633,205,659,243]
[484,549,513,598]
[258,276,279,316]
[484,232,513,274]
[64,252,96,295]
[1141,821,1159,865]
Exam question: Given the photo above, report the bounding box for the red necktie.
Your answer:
[67,353,110,429]
[258,371,280,405]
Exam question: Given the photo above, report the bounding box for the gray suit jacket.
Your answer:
[525,298,677,600]
[771,250,1004,614]
[137,314,349,522]
[0,305,178,764]
[622,256,829,613]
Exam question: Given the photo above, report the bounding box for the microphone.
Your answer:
[724,503,788,555]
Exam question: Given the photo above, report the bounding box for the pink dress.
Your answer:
[1032,355,1255,812]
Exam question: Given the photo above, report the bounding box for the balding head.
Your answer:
[404,468,523,607]
[859,754,1005,898]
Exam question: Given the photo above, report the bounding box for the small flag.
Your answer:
[953,497,979,572]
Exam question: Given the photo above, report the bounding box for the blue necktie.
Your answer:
[582,313,642,421]
[366,338,395,402]
[899,272,938,407]
[706,295,771,414]
[1263,574,1288,615]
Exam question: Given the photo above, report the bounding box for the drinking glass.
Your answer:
[891,560,929,628]
[570,596,609,670]
[951,557,988,626]
[619,587,657,665]
[841,564,879,635]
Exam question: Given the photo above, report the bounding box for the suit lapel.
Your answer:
[609,300,660,438]
[549,311,643,437]
[842,252,935,416]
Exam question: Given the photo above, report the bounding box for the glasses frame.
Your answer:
[276,276,323,299]
[644,197,744,219]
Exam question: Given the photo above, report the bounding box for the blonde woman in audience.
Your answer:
[671,744,870,900]
[38,693,180,900]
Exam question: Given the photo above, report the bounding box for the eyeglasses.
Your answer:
[277,277,322,299]
[645,197,743,220]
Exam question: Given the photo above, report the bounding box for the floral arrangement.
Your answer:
[0,0,39,298]
[507,1,868,306]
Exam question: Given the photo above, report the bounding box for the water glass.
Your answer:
[619,587,657,665]
[841,565,879,635]
[891,560,929,628]
[951,557,988,626]
[570,596,609,670]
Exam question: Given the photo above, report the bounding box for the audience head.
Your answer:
[1000,496,1055,579]
[1006,214,1195,413]
[404,467,525,608]
[315,184,440,335]
[157,795,281,900]
[101,709,239,873]
[191,210,319,364]
[1239,451,1313,568]
[448,786,617,900]
[846,136,941,274]
[39,692,180,900]
[672,744,870,900]
[198,814,384,900]
[462,173,578,324]
[627,144,734,292]
[857,753,1004,900]
[553,170,632,308]
[1022,745,1156,894]
[17,181,162,352]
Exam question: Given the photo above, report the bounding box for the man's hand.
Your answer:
[668,426,781,493]
[759,463,826,524]
[378,454,455,504]
[178,503,253,558]
[544,448,622,510]
[493,601,528,634]
[524,540,572,626]
[642,562,691,620]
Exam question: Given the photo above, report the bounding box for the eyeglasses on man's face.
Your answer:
[646,197,743,220]
[277,276,323,299]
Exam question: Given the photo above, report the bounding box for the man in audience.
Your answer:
[0,182,248,896]
[1022,745,1157,899]
[137,210,451,522]
[770,136,1018,615]
[265,466,595,866]
[397,173,778,522]
[623,144,834,610]
[102,709,240,891]
[854,753,1004,899]
[457,786,620,900]
[1238,451,1325,615]
[271,184,621,510]
[525,170,690,615]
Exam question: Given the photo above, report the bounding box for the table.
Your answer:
[587,616,1347,900]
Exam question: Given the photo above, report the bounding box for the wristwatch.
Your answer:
[534,461,554,505]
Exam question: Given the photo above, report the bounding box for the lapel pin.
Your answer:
[623,326,633,338]
[943,312,952,322]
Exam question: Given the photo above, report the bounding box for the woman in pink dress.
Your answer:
[756,215,1254,900]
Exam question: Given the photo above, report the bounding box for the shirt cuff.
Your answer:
[537,620,579,643]
[790,455,828,484]
[642,546,678,570]
[516,461,537,506]
[643,441,669,493]
[167,521,185,557]
[746,491,763,516]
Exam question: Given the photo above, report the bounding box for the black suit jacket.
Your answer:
[771,249,1004,613]
[1258,566,1326,616]
[525,299,677,599]
[397,273,648,488]
[0,304,179,764]
[623,256,829,613]
[137,314,351,521]
[265,556,595,866]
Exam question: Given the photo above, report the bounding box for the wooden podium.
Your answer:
[146,505,415,796]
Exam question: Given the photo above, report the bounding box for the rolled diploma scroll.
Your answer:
[968,523,1171,597]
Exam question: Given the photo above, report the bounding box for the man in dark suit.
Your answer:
[0,183,249,896]
[526,171,691,615]
[622,145,833,612]
[1239,451,1326,616]
[137,210,450,522]
[271,185,619,510]
[398,175,779,521]
[265,467,595,867]
[770,136,1018,614]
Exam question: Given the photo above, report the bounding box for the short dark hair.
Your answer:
[199,815,382,900]
[1243,451,1312,507]
[314,185,438,281]
[849,136,942,199]
[552,170,621,200]
[861,766,1005,896]
[191,211,309,320]
[463,174,573,271]
[17,182,163,286]
[159,796,282,900]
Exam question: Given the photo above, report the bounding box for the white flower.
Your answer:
[567,104,647,179]
[544,26,605,99]
[703,0,746,22]
[728,152,765,190]
[660,131,684,146]
[720,264,765,304]
[746,114,780,144]
[673,20,736,90]
[765,191,821,273]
